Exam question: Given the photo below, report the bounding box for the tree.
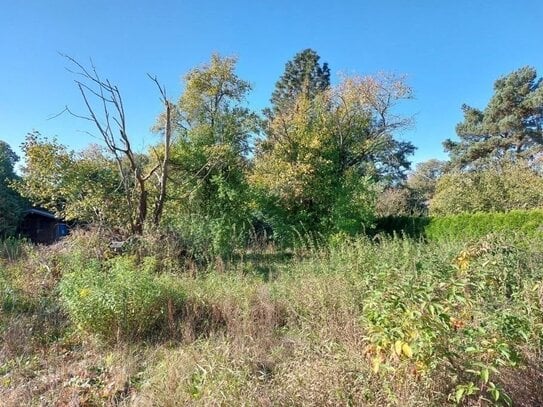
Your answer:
[0,141,27,237]
[269,49,330,114]
[252,73,414,238]
[159,54,258,257]
[375,187,413,217]
[430,159,543,215]
[406,159,447,212]
[338,74,415,184]
[444,66,543,169]
[63,56,172,235]
[15,133,128,228]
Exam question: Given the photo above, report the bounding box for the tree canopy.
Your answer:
[444,66,543,169]
[252,73,414,238]
[269,49,330,114]
[160,54,258,256]
[430,159,543,215]
[0,141,27,237]
[14,133,128,228]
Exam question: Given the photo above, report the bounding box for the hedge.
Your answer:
[374,209,543,241]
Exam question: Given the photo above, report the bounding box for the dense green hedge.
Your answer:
[374,209,543,241]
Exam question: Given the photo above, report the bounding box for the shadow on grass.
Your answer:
[232,251,294,281]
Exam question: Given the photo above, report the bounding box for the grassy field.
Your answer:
[1,232,542,406]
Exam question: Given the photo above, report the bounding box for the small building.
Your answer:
[19,208,69,244]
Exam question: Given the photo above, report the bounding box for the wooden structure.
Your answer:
[19,209,68,244]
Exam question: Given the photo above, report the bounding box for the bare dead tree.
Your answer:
[62,55,172,235]
[147,74,171,226]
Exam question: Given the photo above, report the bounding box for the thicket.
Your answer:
[430,160,543,215]
[59,255,185,340]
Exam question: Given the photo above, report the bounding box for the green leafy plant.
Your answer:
[59,255,185,340]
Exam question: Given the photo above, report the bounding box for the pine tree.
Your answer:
[444,66,543,169]
[269,49,330,114]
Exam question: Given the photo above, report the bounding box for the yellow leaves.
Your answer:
[402,343,413,358]
[371,356,382,373]
[394,340,403,356]
[454,250,471,273]
[368,339,416,375]
[393,340,413,358]
[415,361,428,376]
[79,288,90,298]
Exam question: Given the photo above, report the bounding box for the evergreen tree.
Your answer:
[269,49,330,114]
[444,66,543,169]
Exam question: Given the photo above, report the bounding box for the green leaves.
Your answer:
[430,160,543,216]
[445,66,543,169]
[59,255,185,340]
[14,133,129,228]
[0,141,27,237]
[269,48,330,115]
[253,73,416,240]
[161,54,255,258]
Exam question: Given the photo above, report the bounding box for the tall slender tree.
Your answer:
[160,54,258,256]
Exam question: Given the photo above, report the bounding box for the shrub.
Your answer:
[430,160,543,215]
[425,209,543,241]
[374,209,543,241]
[0,237,26,261]
[59,255,185,340]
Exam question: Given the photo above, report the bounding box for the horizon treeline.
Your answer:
[2,49,543,253]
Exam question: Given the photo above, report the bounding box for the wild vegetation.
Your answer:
[1,50,543,405]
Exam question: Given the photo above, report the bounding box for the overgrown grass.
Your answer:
[1,232,542,405]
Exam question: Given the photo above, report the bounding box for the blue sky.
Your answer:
[1,0,542,167]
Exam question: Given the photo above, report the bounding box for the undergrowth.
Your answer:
[1,232,542,405]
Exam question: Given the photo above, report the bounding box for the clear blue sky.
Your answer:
[1,0,542,167]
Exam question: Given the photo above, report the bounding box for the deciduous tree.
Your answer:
[252,73,414,238]
[159,54,258,256]
[63,56,172,235]
[0,141,27,236]
[406,159,447,212]
[15,133,127,228]
[430,159,543,215]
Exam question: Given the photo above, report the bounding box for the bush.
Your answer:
[0,237,27,261]
[59,255,185,340]
[425,209,543,241]
[430,160,543,215]
[374,209,543,241]
[138,234,543,405]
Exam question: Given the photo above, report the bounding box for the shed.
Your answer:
[19,209,69,244]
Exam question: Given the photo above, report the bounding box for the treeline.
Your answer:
[1,51,543,251]
[378,65,543,217]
